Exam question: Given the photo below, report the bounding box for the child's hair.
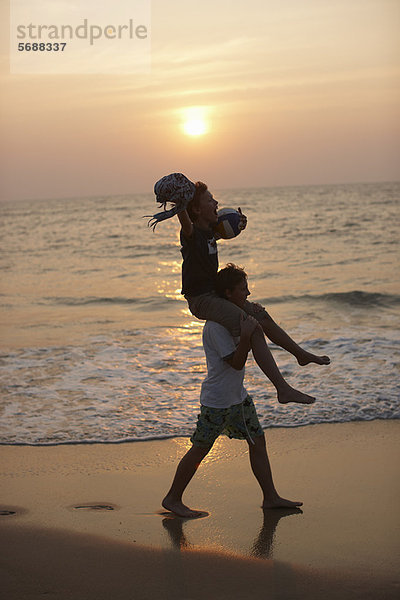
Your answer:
[186,181,208,222]
[215,263,247,298]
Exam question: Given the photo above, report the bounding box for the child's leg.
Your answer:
[244,301,330,366]
[162,444,211,518]
[188,293,316,404]
[248,434,303,509]
[249,325,316,405]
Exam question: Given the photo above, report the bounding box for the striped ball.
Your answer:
[214,208,242,239]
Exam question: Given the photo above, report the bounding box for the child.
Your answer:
[152,173,330,405]
[162,264,308,518]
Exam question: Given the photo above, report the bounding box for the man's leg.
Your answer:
[162,444,211,518]
[248,434,303,509]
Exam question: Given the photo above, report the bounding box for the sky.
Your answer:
[0,0,399,201]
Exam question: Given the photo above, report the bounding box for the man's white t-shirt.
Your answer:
[200,321,248,409]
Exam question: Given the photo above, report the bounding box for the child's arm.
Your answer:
[225,315,259,371]
[177,209,193,238]
[178,206,246,239]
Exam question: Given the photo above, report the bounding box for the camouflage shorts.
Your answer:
[190,396,263,448]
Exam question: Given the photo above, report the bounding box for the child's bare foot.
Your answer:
[278,385,315,405]
[262,495,303,509]
[297,350,330,366]
[162,496,206,519]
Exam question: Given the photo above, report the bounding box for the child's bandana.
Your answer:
[147,173,196,230]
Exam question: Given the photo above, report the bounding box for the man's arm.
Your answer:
[225,315,258,371]
[178,210,193,238]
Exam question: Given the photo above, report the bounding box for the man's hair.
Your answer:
[186,181,208,222]
[215,263,248,298]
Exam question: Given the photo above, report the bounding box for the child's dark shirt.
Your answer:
[180,225,218,297]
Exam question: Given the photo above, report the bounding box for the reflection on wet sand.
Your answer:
[250,508,302,559]
[162,507,302,558]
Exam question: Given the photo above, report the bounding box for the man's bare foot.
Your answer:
[262,495,303,509]
[162,496,206,519]
[297,350,330,366]
[278,385,315,405]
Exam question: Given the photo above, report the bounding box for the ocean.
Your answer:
[1,181,399,445]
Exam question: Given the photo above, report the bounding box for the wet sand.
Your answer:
[1,420,399,599]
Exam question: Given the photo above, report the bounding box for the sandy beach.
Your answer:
[1,420,399,599]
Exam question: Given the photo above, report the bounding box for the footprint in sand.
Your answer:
[71,503,118,511]
[0,505,27,517]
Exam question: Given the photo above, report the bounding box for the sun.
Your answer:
[183,118,207,136]
[181,106,210,137]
